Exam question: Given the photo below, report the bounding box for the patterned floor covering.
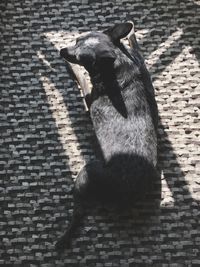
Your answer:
[0,0,200,266]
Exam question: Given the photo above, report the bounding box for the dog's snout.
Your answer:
[60,48,68,58]
[60,47,77,63]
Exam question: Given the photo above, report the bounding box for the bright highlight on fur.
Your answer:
[84,37,100,47]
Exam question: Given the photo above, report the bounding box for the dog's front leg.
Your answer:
[66,62,92,110]
[127,21,158,128]
[127,21,140,51]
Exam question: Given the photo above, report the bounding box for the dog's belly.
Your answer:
[90,103,157,166]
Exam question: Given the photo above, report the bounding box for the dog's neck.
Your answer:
[85,43,141,97]
[87,61,129,118]
[87,63,117,94]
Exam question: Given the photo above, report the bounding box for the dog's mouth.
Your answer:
[60,47,78,64]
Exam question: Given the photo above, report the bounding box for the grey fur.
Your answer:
[56,22,158,250]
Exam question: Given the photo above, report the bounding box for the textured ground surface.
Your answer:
[0,0,200,266]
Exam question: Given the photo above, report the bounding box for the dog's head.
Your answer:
[60,22,133,70]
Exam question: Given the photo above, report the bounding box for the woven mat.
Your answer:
[0,0,200,266]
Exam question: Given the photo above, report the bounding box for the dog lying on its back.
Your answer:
[56,22,158,250]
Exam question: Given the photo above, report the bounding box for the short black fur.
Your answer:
[56,22,158,250]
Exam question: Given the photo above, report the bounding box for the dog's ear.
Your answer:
[104,22,133,42]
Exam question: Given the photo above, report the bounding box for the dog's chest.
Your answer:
[90,84,147,121]
[90,96,113,124]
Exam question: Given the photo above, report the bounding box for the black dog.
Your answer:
[56,22,158,250]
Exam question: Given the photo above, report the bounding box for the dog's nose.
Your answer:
[60,48,68,58]
[60,47,77,63]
